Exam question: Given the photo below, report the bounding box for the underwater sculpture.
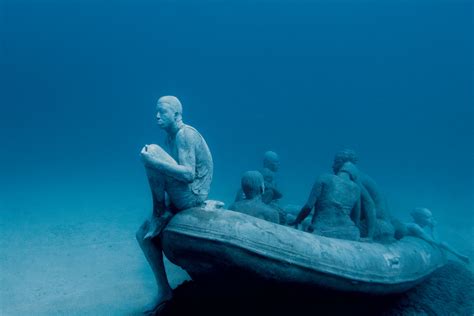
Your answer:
[393,207,469,263]
[332,149,394,241]
[229,171,280,223]
[289,162,375,241]
[235,151,286,223]
[259,151,283,204]
[136,96,213,315]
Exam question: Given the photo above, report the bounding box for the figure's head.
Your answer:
[337,161,359,182]
[241,171,265,199]
[156,96,183,130]
[410,207,436,228]
[263,151,280,172]
[332,149,359,174]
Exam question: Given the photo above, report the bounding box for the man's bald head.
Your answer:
[157,96,183,116]
[411,207,435,228]
[155,96,184,130]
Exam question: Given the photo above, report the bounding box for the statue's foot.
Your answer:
[144,216,163,240]
[143,293,173,316]
[143,302,167,316]
[144,212,173,240]
[460,255,470,264]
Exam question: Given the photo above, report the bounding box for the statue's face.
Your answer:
[264,153,280,172]
[156,103,176,130]
[266,158,280,172]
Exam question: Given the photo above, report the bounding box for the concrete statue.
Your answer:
[229,170,280,223]
[136,96,213,315]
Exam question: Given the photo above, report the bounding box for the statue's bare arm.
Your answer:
[359,186,376,239]
[291,178,324,226]
[361,175,389,219]
[351,198,361,227]
[141,129,196,183]
[270,186,283,200]
[262,182,283,204]
[406,223,435,244]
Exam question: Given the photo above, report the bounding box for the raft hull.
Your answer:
[162,207,446,295]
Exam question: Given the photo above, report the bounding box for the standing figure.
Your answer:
[229,171,280,223]
[393,207,469,263]
[289,162,376,241]
[136,96,213,314]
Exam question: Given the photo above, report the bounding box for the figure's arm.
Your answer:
[406,223,436,243]
[262,190,274,204]
[142,130,196,183]
[308,203,321,233]
[360,186,376,239]
[361,175,388,219]
[290,178,324,226]
[351,198,361,227]
[268,183,283,200]
[262,183,283,204]
[292,205,312,227]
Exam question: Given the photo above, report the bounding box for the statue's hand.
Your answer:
[140,145,155,166]
[287,219,298,227]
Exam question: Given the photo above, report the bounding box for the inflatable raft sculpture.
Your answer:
[162,205,447,295]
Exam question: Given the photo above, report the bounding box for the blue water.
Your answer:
[0,0,473,313]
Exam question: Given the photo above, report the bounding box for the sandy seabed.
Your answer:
[0,207,189,315]
[1,206,473,315]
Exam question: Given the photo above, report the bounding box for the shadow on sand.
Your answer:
[157,261,473,316]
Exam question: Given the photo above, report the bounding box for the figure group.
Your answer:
[136,96,469,315]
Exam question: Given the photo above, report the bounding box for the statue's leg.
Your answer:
[136,221,173,312]
[144,166,176,240]
[439,242,470,263]
[146,166,166,217]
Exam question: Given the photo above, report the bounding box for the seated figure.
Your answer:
[332,149,394,241]
[393,207,469,263]
[260,151,283,204]
[289,162,376,241]
[235,151,286,223]
[135,96,213,314]
[229,171,280,224]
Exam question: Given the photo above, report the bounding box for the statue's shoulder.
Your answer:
[176,125,203,142]
[317,173,333,183]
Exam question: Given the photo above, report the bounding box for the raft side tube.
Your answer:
[162,207,446,295]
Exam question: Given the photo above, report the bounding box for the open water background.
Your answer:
[0,0,472,314]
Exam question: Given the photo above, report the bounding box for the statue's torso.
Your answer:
[313,175,360,240]
[229,199,279,224]
[166,124,213,200]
